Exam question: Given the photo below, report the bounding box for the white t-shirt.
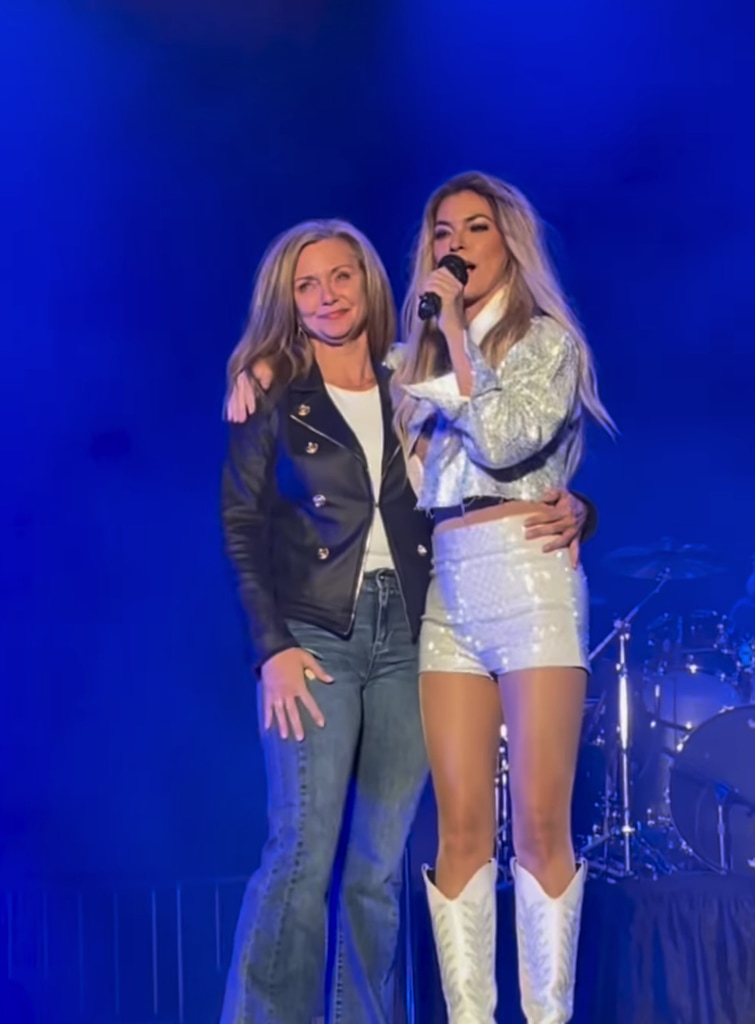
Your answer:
[325,384,395,573]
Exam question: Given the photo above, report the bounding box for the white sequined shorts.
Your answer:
[420,515,589,678]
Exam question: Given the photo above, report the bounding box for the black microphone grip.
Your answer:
[417,254,469,321]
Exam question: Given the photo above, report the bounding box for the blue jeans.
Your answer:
[221,571,428,1024]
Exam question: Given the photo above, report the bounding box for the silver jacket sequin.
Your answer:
[395,316,582,510]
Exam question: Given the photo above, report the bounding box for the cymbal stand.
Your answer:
[494,724,512,881]
[616,622,635,873]
[588,570,671,663]
[582,572,672,877]
[715,785,731,873]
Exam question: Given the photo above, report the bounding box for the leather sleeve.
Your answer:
[221,409,297,671]
[573,491,598,542]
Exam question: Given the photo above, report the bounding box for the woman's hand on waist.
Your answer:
[260,647,333,741]
[524,489,585,568]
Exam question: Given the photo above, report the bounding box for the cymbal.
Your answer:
[603,539,725,580]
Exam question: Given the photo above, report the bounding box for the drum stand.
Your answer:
[495,724,512,880]
[580,573,677,878]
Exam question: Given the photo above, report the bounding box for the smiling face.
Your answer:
[432,189,510,320]
[293,237,367,346]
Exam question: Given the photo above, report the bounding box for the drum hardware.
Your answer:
[580,581,680,879]
[653,719,692,734]
[671,768,755,875]
[669,707,755,877]
[586,539,724,738]
[715,784,732,872]
[579,541,721,878]
[534,564,677,879]
[602,538,726,582]
[643,607,742,752]
[577,539,738,878]
[638,606,748,855]
[722,632,755,702]
[494,723,512,880]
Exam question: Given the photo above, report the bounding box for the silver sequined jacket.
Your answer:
[395,315,582,510]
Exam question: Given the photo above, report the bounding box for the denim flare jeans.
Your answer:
[220,570,428,1024]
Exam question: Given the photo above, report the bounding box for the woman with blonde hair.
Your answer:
[392,171,614,1024]
[219,218,434,1023]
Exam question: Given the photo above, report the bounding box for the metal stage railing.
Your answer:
[1,852,417,1024]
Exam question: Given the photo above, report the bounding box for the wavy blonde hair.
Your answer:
[224,219,396,412]
[392,172,614,472]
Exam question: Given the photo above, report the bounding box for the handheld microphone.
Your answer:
[418,254,469,321]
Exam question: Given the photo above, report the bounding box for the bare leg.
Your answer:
[501,666,587,1023]
[499,666,586,895]
[420,671,501,897]
[420,670,501,1023]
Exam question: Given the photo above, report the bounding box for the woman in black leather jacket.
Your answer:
[220,218,590,1024]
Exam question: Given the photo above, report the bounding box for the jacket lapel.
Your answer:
[288,360,403,480]
[288,361,366,465]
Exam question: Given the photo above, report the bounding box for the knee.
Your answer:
[513,798,570,865]
[438,803,494,864]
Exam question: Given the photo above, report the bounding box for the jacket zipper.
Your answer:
[291,414,370,631]
[347,463,375,631]
[378,445,412,628]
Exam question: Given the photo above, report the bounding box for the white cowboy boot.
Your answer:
[422,859,497,1023]
[512,859,586,1023]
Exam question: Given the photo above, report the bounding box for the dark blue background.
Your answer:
[2,0,753,881]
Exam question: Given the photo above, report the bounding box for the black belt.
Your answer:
[431,496,510,526]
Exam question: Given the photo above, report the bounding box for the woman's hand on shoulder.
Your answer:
[384,345,405,371]
[225,362,275,423]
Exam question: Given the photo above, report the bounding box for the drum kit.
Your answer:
[495,539,755,881]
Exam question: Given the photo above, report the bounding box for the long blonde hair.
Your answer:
[392,172,614,472]
[225,219,396,411]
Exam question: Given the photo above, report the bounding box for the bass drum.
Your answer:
[669,705,755,876]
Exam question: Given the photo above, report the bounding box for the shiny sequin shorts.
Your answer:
[420,515,589,677]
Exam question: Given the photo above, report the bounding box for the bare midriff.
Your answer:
[434,499,542,536]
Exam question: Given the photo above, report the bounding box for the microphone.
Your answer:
[418,254,469,321]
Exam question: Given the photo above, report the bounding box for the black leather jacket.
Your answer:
[221,361,433,670]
